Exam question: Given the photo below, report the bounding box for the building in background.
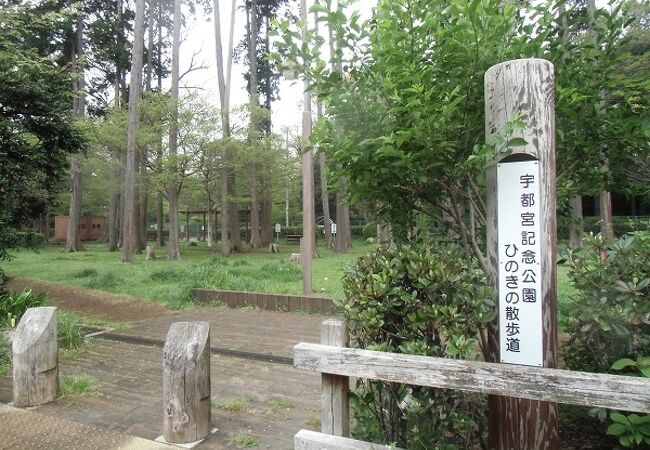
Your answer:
[54,216,107,242]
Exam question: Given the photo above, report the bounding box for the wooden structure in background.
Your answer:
[54,215,106,242]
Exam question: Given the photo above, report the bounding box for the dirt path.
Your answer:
[7,278,172,323]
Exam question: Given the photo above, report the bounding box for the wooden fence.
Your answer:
[292,320,650,449]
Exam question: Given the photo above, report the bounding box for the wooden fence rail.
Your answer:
[292,320,650,448]
[294,342,650,413]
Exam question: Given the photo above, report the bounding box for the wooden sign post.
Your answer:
[485,59,559,449]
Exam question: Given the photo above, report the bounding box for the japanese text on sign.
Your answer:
[497,160,543,366]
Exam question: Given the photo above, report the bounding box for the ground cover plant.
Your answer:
[3,240,374,308]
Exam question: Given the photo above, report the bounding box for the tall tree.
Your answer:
[248,0,262,249]
[213,0,238,255]
[0,2,85,286]
[166,0,182,260]
[122,0,147,262]
[65,12,86,252]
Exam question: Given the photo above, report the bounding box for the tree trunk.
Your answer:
[214,0,237,255]
[335,178,352,252]
[138,147,148,250]
[109,151,121,252]
[319,140,333,251]
[65,15,85,253]
[65,159,84,252]
[599,190,614,242]
[122,0,146,263]
[167,0,182,261]
[261,179,272,246]
[250,176,261,248]
[156,191,164,246]
[247,0,261,249]
[206,201,213,247]
[569,195,583,248]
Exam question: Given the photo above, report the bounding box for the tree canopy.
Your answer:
[0,3,85,284]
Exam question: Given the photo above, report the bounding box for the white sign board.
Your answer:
[275,223,281,233]
[331,223,337,234]
[497,160,543,367]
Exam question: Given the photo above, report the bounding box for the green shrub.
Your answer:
[13,231,46,249]
[607,357,650,448]
[361,223,377,240]
[340,241,492,449]
[0,289,46,328]
[562,233,650,373]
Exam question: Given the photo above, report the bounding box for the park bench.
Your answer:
[286,234,302,244]
[292,319,650,450]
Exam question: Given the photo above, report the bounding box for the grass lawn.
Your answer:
[3,239,375,308]
[4,239,578,329]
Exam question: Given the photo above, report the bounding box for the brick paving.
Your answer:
[0,294,336,449]
[0,403,175,450]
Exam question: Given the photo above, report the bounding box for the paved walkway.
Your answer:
[0,403,175,450]
[0,283,337,449]
[105,306,326,359]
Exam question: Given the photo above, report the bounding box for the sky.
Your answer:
[179,0,377,137]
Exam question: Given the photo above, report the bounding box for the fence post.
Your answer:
[320,319,349,437]
[485,58,559,449]
[12,306,58,407]
[162,322,211,444]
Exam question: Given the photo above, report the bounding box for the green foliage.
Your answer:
[258,261,302,282]
[607,357,650,448]
[340,241,492,449]
[215,396,250,412]
[0,334,10,377]
[61,375,98,397]
[12,232,46,249]
[562,233,650,373]
[273,0,549,242]
[0,289,47,328]
[84,272,125,290]
[72,268,99,278]
[0,3,85,286]
[227,430,260,448]
[58,313,85,350]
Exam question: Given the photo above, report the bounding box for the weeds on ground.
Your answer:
[61,375,98,397]
[305,417,321,429]
[72,268,98,278]
[59,313,85,350]
[267,399,294,411]
[227,430,260,448]
[215,397,250,412]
